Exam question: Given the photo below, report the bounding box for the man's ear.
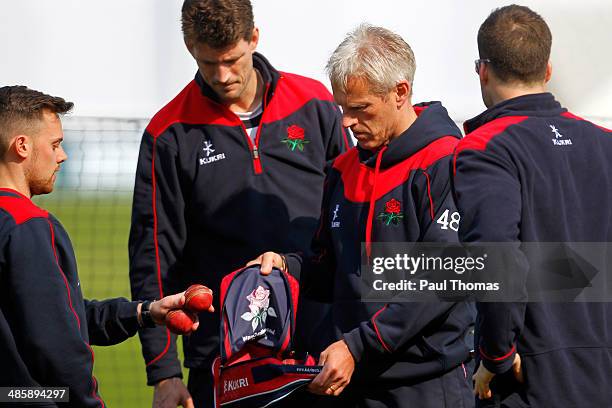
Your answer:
[12,135,32,160]
[480,63,489,85]
[250,27,260,51]
[395,80,411,108]
[544,61,552,83]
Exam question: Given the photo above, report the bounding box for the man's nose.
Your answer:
[342,113,358,129]
[57,146,68,163]
[214,64,232,84]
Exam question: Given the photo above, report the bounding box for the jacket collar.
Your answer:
[194,52,280,108]
[464,92,566,134]
[359,101,462,169]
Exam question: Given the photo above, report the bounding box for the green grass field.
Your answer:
[33,192,188,407]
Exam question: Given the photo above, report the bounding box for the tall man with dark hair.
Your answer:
[129,0,350,406]
[0,85,203,407]
[454,5,612,407]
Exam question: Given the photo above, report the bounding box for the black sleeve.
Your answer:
[414,156,461,243]
[128,131,184,384]
[84,298,140,346]
[7,220,103,407]
[343,302,458,361]
[453,145,527,374]
[285,167,338,302]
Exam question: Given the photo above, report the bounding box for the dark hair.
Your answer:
[181,0,254,48]
[478,4,552,84]
[0,86,73,158]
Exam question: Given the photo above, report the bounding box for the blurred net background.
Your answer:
[30,114,612,406]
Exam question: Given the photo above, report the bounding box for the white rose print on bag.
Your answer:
[240,286,277,332]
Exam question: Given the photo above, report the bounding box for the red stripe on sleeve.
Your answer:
[371,305,392,353]
[479,344,516,362]
[423,171,435,221]
[146,135,173,367]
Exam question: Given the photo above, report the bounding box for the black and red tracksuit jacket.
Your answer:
[0,189,144,407]
[128,52,350,384]
[286,102,475,386]
[453,93,612,407]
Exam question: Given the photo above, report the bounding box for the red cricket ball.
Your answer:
[184,284,213,313]
[165,309,196,335]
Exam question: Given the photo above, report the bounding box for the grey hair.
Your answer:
[326,24,416,96]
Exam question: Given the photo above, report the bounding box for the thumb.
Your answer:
[176,291,186,308]
[259,252,279,276]
[180,387,194,408]
[512,354,524,383]
[318,350,328,366]
[161,292,185,310]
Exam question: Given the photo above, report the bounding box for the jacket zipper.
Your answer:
[212,79,275,175]
[248,81,273,175]
[238,121,262,174]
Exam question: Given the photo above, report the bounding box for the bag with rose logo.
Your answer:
[213,265,322,408]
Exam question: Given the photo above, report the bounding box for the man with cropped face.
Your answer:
[454,5,612,407]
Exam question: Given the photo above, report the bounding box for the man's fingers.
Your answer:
[246,252,284,275]
[156,292,182,311]
[332,380,349,396]
[512,353,524,383]
[514,367,524,383]
[476,385,491,399]
[207,305,215,313]
[260,252,280,275]
[307,374,326,395]
[324,374,349,396]
[191,315,200,332]
[474,381,492,400]
[317,351,328,366]
[512,362,524,383]
[179,386,194,408]
[306,382,324,395]
[311,369,329,389]
[309,362,332,394]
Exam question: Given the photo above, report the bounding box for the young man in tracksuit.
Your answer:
[128,1,350,406]
[253,25,475,407]
[0,86,201,408]
[454,5,612,407]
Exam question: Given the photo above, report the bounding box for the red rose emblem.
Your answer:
[385,199,401,214]
[378,198,404,226]
[287,124,305,140]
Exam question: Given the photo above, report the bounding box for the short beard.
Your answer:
[25,147,54,196]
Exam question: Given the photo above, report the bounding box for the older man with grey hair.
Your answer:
[250,24,474,407]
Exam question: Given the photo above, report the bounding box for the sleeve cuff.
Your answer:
[480,345,516,374]
[117,300,141,335]
[284,253,302,281]
[342,327,365,363]
[146,364,183,386]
